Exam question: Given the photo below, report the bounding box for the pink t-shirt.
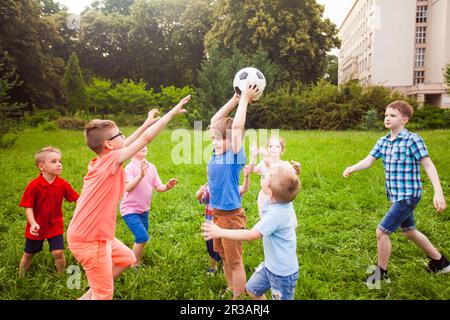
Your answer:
[67,150,125,242]
[119,159,162,216]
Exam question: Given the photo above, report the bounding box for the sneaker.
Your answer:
[428,255,450,274]
[365,265,390,289]
[206,267,217,276]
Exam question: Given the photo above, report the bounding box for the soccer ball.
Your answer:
[233,67,266,100]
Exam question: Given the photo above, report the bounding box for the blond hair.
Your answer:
[268,164,300,204]
[209,117,244,140]
[35,146,61,167]
[84,119,117,154]
[386,101,414,119]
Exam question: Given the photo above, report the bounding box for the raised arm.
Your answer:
[202,221,261,242]
[231,86,259,154]
[343,155,377,177]
[118,96,190,164]
[421,157,446,213]
[124,109,160,147]
[239,166,250,194]
[210,94,240,125]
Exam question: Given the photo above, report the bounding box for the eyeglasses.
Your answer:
[107,131,124,141]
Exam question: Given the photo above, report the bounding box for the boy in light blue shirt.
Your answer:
[203,161,300,300]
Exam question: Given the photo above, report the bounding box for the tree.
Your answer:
[204,0,340,84]
[324,55,338,85]
[88,0,135,15]
[63,53,87,113]
[0,0,65,109]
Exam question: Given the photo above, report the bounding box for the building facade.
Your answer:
[338,0,450,108]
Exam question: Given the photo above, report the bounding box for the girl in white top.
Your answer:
[249,136,301,217]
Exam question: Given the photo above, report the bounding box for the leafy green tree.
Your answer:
[324,55,338,85]
[205,0,340,84]
[0,0,66,109]
[445,64,450,91]
[63,53,87,113]
[89,0,135,15]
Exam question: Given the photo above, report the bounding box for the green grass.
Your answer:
[0,128,449,300]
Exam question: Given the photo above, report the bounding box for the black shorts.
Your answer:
[24,234,64,254]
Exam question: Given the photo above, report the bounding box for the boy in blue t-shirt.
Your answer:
[207,85,259,299]
[203,162,300,300]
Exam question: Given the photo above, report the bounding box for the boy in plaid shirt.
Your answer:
[343,101,448,287]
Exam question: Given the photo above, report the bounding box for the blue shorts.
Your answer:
[24,234,64,254]
[122,212,149,244]
[378,197,420,235]
[246,262,299,300]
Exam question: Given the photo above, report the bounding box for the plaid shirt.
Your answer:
[369,129,429,202]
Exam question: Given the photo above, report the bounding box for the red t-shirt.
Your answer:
[19,174,79,240]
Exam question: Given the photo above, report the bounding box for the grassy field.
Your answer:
[0,128,449,300]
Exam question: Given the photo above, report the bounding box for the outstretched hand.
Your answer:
[343,166,354,178]
[166,178,177,189]
[201,221,220,241]
[173,95,191,114]
[145,109,160,125]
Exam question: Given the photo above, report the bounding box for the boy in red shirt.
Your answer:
[19,146,79,277]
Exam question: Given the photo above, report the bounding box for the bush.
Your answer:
[24,109,61,127]
[39,121,58,131]
[56,117,86,130]
[408,105,450,130]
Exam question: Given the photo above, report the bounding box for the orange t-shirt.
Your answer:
[67,150,125,242]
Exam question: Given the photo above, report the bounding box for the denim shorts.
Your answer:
[246,262,299,300]
[122,211,149,244]
[378,197,421,235]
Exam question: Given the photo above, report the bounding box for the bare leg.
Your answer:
[230,261,246,299]
[132,242,147,267]
[403,230,441,260]
[51,250,66,273]
[19,253,35,278]
[377,229,391,270]
[78,289,93,300]
[223,260,233,292]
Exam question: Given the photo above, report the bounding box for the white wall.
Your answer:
[371,0,416,86]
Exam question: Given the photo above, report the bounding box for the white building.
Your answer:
[338,0,450,108]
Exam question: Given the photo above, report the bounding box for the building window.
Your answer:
[415,27,426,44]
[415,48,425,67]
[414,71,425,85]
[416,6,427,23]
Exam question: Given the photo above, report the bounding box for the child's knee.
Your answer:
[402,229,416,240]
[51,250,65,260]
[376,229,389,240]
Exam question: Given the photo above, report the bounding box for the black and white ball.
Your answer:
[233,67,266,100]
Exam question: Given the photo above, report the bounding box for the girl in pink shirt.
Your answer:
[120,146,177,267]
